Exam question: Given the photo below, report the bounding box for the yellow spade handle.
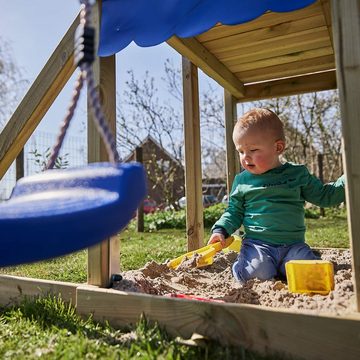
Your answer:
[167,236,234,269]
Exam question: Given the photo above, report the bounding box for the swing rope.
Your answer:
[47,0,119,169]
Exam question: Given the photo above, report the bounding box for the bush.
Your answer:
[143,203,227,231]
[137,203,344,231]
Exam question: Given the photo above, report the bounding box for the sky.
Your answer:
[0,0,191,138]
[0,0,224,198]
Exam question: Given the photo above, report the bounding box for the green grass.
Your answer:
[305,209,349,248]
[0,208,348,359]
[0,295,277,360]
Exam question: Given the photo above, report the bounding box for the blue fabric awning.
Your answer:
[98,0,317,56]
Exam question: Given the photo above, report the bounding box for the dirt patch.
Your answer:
[112,249,355,316]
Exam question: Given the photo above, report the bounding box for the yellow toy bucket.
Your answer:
[285,260,334,295]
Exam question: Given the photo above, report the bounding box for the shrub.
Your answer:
[143,203,227,231]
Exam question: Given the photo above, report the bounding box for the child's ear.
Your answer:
[275,140,285,154]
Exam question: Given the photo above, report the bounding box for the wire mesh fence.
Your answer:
[0,131,86,200]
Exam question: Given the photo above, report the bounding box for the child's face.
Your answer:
[234,128,285,175]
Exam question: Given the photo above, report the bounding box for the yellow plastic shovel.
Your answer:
[167,236,235,270]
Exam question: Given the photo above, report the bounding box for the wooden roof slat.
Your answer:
[320,0,333,48]
[203,14,326,54]
[196,0,324,42]
[216,27,330,62]
[240,70,337,102]
[229,46,333,73]
[236,55,335,83]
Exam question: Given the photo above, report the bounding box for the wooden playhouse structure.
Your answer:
[0,0,359,358]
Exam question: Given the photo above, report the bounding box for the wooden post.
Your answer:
[136,146,144,232]
[331,0,360,310]
[15,149,24,181]
[224,90,239,195]
[182,57,204,251]
[87,0,119,287]
[317,153,325,217]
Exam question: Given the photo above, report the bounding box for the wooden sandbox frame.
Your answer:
[0,1,359,359]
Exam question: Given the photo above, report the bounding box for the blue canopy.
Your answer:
[99,0,317,56]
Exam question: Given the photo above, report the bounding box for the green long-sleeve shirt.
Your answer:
[212,162,345,245]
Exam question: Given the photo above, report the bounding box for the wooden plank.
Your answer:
[240,71,337,102]
[76,285,360,360]
[182,58,204,251]
[196,1,323,42]
[87,1,119,288]
[236,55,335,83]
[224,91,239,195]
[220,28,331,64]
[167,36,245,98]
[229,46,334,73]
[320,0,333,48]
[0,275,78,306]
[204,14,326,54]
[15,149,24,180]
[0,14,79,180]
[331,0,360,310]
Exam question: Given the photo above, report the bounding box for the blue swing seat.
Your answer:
[0,162,146,267]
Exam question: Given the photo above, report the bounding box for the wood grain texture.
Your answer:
[224,91,239,195]
[182,58,204,251]
[331,0,360,310]
[87,1,118,288]
[196,1,324,42]
[167,36,244,98]
[76,285,360,360]
[240,71,337,102]
[0,275,78,306]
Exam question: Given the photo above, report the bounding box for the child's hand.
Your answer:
[207,233,226,248]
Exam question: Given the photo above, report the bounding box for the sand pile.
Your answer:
[113,248,355,315]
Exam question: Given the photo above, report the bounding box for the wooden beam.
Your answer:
[236,54,335,83]
[182,58,204,251]
[239,71,337,102]
[0,275,78,306]
[230,46,334,73]
[168,36,245,99]
[224,90,239,195]
[76,284,360,360]
[331,0,360,310]
[320,0,333,49]
[0,14,79,180]
[87,1,119,287]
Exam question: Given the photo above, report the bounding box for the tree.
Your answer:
[0,37,27,130]
[252,91,342,182]
[116,59,227,206]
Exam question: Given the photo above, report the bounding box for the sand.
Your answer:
[112,248,355,316]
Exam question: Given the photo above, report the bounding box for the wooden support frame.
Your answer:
[224,90,240,194]
[168,36,245,99]
[87,1,119,287]
[182,57,204,251]
[0,14,79,180]
[239,70,337,102]
[1,274,360,360]
[331,0,360,310]
[1,2,359,357]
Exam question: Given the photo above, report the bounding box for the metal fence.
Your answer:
[0,131,86,200]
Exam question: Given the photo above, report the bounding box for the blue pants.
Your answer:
[232,238,319,283]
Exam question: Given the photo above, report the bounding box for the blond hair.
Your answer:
[233,108,285,143]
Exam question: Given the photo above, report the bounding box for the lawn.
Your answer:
[0,207,349,359]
